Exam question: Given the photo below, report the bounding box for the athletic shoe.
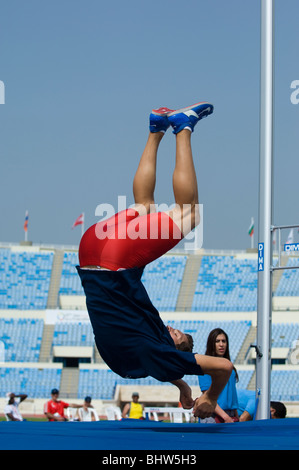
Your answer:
[167,102,214,134]
[149,107,174,134]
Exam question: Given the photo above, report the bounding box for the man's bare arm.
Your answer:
[193,354,233,419]
[171,379,195,409]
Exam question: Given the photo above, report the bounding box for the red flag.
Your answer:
[72,213,84,229]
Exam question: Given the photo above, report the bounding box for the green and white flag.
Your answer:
[248,219,254,237]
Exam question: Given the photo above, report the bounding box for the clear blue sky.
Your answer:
[0,0,298,250]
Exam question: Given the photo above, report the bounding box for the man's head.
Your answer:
[132,392,139,402]
[7,393,16,405]
[167,326,194,352]
[84,396,92,405]
[270,401,287,419]
[51,388,59,402]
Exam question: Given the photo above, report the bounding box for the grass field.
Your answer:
[0,416,47,422]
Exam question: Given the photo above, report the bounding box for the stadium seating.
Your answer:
[77,368,255,401]
[271,323,299,348]
[1,245,299,407]
[141,255,187,311]
[236,369,254,390]
[77,367,298,402]
[78,368,118,400]
[53,322,93,347]
[59,251,84,296]
[50,318,251,362]
[0,249,53,309]
[271,370,299,401]
[0,318,43,362]
[192,255,257,311]
[0,366,62,398]
[274,257,299,296]
[3,363,298,402]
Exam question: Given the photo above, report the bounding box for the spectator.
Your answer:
[44,388,81,421]
[122,392,144,419]
[237,389,256,421]
[198,328,239,423]
[78,396,99,422]
[270,401,287,419]
[4,392,27,421]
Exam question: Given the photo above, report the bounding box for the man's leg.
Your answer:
[132,107,173,215]
[165,102,213,237]
[168,129,199,236]
[132,131,164,215]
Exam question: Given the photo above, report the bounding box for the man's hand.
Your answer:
[171,379,195,409]
[179,384,195,410]
[193,393,217,419]
[55,415,66,421]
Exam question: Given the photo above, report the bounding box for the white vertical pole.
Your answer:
[256,0,274,420]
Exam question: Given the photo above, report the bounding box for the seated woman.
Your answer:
[198,328,239,423]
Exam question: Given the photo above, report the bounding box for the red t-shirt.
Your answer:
[45,399,69,421]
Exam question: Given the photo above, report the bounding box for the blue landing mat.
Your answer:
[1,418,299,450]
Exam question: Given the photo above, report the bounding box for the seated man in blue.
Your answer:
[237,389,256,421]
[77,102,233,419]
[198,328,239,422]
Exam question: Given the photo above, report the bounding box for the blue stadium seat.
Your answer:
[59,252,84,295]
[0,366,62,398]
[275,257,299,296]
[53,322,93,347]
[192,256,257,311]
[236,370,254,390]
[0,318,44,362]
[0,249,53,309]
[141,255,187,311]
[271,370,299,401]
[271,323,299,348]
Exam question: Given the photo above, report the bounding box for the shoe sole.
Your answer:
[167,101,213,117]
[151,107,175,116]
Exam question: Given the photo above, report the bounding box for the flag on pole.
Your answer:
[248,217,254,249]
[248,218,254,237]
[24,210,29,242]
[286,228,294,244]
[72,213,84,229]
[24,211,29,232]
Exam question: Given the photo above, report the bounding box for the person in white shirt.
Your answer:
[4,393,27,421]
[78,396,99,422]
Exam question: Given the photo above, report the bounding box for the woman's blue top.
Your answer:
[198,368,238,410]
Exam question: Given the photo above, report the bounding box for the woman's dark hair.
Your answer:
[205,328,238,382]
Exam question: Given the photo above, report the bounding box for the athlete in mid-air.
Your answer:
[77,102,233,418]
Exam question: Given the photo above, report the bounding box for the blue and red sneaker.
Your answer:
[149,106,174,133]
[167,102,214,134]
